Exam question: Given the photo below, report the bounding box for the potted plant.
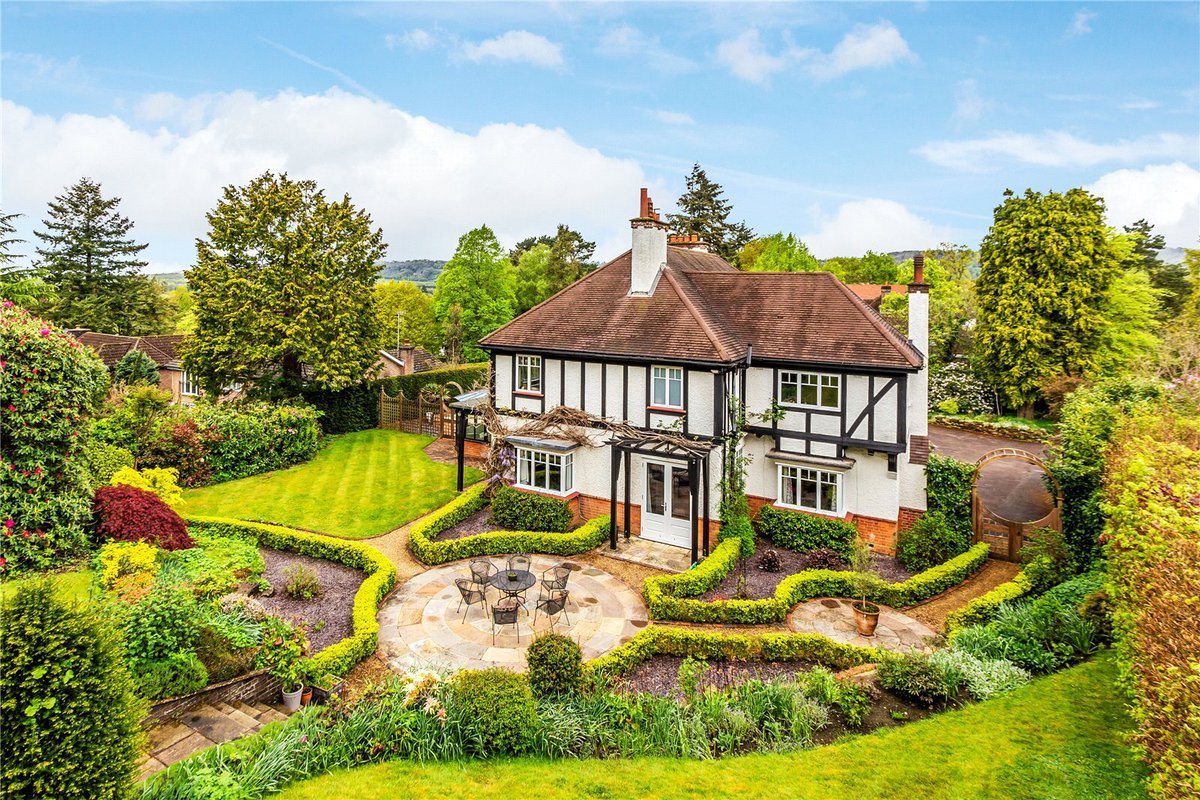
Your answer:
[310,672,345,705]
[275,658,304,713]
[300,664,315,707]
[258,618,309,712]
[849,539,881,636]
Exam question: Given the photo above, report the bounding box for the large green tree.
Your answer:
[1123,219,1190,318]
[823,251,901,284]
[183,171,385,397]
[975,188,1121,411]
[0,210,54,309]
[432,225,515,362]
[667,164,754,263]
[509,224,595,312]
[33,179,166,334]
[374,280,439,352]
[738,233,820,272]
[513,242,554,314]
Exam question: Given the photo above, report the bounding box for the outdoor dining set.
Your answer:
[454,556,573,643]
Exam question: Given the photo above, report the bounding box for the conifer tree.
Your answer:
[432,225,515,362]
[33,179,162,333]
[667,164,754,263]
[0,210,54,309]
[1123,219,1190,318]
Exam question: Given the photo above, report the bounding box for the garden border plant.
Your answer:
[642,539,992,625]
[184,515,396,677]
[408,483,610,566]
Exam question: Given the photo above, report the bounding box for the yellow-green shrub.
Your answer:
[94,541,160,592]
[110,466,183,508]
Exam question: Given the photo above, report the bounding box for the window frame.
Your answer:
[779,370,840,410]
[776,463,843,516]
[650,365,685,410]
[514,447,574,496]
[179,370,200,397]
[515,354,543,395]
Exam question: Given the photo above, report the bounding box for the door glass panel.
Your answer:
[671,467,690,521]
[647,463,665,516]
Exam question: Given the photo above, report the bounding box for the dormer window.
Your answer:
[651,365,684,409]
[780,371,839,409]
[516,354,542,394]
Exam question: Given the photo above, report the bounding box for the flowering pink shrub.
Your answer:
[0,304,108,571]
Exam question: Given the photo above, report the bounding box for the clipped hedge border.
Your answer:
[944,570,1034,634]
[644,541,993,625]
[586,625,882,680]
[185,515,397,677]
[408,483,611,566]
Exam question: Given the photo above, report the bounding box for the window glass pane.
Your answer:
[800,472,818,509]
[820,475,838,512]
[647,463,665,515]
[531,360,541,391]
[669,374,682,407]
[533,452,547,489]
[563,455,573,492]
[652,368,666,405]
[780,373,797,404]
[548,457,561,492]
[671,467,690,520]
[781,466,797,505]
[820,376,839,408]
[518,451,531,486]
[799,375,818,405]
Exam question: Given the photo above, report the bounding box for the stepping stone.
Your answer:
[138,756,167,781]
[224,706,262,731]
[156,731,216,766]
[181,705,255,743]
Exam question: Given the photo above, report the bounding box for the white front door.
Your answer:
[641,461,692,549]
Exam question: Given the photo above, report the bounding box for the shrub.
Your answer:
[283,564,322,600]
[83,441,135,487]
[142,417,222,487]
[133,652,209,701]
[896,510,969,572]
[718,515,755,559]
[491,485,572,532]
[527,633,584,699]
[0,306,109,571]
[876,652,961,707]
[93,484,193,550]
[1078,589,1113,644]
[929,361,995,415]
[190,401,322,483]
[0,580,144,799]
[1019,527,1073,593]
[757,506,856,558]
[123,583,203,663]
[925,454,975,540]
[451,669,538,756]
[950,597,1098,673]
[113,349,160,386]
[111,465,184,507]
[159,532,265,597]
[796,547,849,571]
[95,541,160,593]
[928,648,1029,701]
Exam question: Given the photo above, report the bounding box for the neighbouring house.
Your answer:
[464,189,929,561]
[67,330,203,403]
[376,345,443,379]
[846,283,908,309]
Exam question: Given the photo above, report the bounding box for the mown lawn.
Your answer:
[181,429,482,539]
[0,569,95,606]
[276,653,1145,800]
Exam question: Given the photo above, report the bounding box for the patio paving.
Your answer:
[602,535,693,573]
[788,598,938,654]
[378,554,649,673]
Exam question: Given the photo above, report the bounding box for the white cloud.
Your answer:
[808,21,915,80]
[716,29,807,85]
[598,25,696,75]
[460,30,563,69]
[647,110,695,126]
[1088,162,1200,248]
[1119,97,1160,111]
[386,29,437,51]
[0,90,646,270]
[1067,10,1097,37]
[802,198,955,259]
[917,130,1197,171]
[952,79,988,123]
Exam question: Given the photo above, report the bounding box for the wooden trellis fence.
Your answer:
[379,389,453,437]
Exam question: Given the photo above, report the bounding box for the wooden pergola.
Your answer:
[608,434,717,567]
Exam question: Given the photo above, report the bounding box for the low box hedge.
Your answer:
[585,626,881,680]
[408,484,610,566]
[644,541,993,625]
[184,515,397,677]
[945,570,1035,634]
[757,505,857,558]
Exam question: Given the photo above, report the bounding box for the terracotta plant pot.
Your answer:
[301,687,314,706]
[852,601,881,637]
[282,686,302,713]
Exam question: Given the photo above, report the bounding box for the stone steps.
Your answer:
[139,698,295,781]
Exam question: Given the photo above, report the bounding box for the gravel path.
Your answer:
[256,547,364,653]
[904,558,1020,632]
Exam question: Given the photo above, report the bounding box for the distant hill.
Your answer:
[147,271,188,290]
[1161,247,1188,265]
[378,259,446,291]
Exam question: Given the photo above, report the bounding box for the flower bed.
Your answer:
[408,484,610,566]
[643,541,993,625]
[185,515,396,677]
[944,570,1035,634]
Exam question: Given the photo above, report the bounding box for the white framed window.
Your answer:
[515,448,574,495]
[516,354,542,393]
[180,371,200,397]
[780,371,839,409]
[777,464,841,515]
[651,365,684,408]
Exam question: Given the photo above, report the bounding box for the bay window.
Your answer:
[778,464,841,515]
[515,447,573,494]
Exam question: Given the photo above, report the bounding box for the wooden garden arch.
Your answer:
[970,448,1063,562]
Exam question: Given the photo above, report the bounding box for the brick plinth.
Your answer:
[748,495,901,555]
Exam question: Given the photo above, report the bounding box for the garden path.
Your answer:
[788,599,937,653]
[377,555,648,674]
[903,559,1021,633]
[139,700,290,780]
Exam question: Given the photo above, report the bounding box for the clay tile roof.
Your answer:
[67,330,185,368]
[846,284,908,308]
[480,247,923,370]
[909,434,930,465]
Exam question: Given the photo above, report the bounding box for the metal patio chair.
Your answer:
[540,565,571,598]
[469,559,498,597]
[454,578,486,622]
[491,598,522,644]
[534,589,572,630]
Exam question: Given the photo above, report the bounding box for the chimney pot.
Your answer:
[912,253,925,285]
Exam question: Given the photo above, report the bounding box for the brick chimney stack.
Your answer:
[630,188,668,296]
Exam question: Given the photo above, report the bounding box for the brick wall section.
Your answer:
[898,507,924,532]
[144,669,281,726]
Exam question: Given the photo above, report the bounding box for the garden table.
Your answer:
[488,570,535,602]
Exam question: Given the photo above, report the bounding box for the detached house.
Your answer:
[67,330,202,403]
[472,189,929,561]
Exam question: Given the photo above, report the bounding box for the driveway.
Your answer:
[928,424,1055,523]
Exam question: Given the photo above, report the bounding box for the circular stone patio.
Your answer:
[788,598,937,653]
[377,555,649,673]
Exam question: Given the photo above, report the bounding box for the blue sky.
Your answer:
[2,1,1198,271]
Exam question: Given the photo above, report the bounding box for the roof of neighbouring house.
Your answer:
[479,248,923,370]
[67,330,186,368]
[380,346,443,373]
[846,284,909,308]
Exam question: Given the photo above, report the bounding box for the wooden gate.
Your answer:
[971,448,1063,562]
[379,389,446,437]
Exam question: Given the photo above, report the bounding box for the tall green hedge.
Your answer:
[925,454,976,539]
[301,363,488,434]
[757,506,857,558]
